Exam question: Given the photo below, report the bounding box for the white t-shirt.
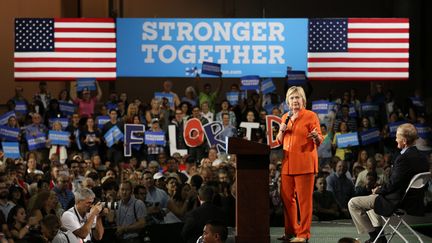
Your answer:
[61,206,96,243]
[52,229,77,243]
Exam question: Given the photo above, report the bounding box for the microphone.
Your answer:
[284,111,293,125]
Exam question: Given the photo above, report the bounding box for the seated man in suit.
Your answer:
[348,123,429,243]
[181,185,226,243]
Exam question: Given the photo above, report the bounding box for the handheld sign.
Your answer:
[240,75,260,90]
[0,111,16,126]
[104,126,123,148]
[96,116,110,130]
[145,131,166,145]
[26,133,47,151]
[48,118,69,130]
[124,124,145,157]
[77,78,96,91]
[336,132,359,148]
[2,142,20,159]
[388,121,404,138]
[14,101,28,114]
[59,101,76,116]
[414,124,431,139]
[201,62,221,76]
[0,126,20,142]
[261,78,276,94]
[360,128,381,146]
[312,100,330,115]
[226,92,239,106]
[287,70,306,85]
[154,92,175,108]
[361,102,379,117]
[48,130,71,146]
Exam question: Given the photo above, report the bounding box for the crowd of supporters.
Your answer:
[0,77,431,242]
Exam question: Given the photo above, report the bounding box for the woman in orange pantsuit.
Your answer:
[276,86,323,242]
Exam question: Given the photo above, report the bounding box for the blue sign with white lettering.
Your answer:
[414,124,431,139]
[154,92,174,108]
[14,101,27,114]
[2,142,20,159]
[226,92,239,106]
[0,111,16,126]
[96,116,110,129]
[287,70,307,85]
[116,18,308,77]
[59,101,76,116]
[0,126,20,142]
[49,118,69,130]
[240,75,260,90]
[361,102,379,116]
[389,121,404,138]
[261,78,276,94]
[77,78,96,91]
[144,131,166,145]
[312,100,330,115]
[360,128,381,145]
[104,125,123,148]
[201,62,221,76]
[336,132,359,148]
[48,130,71,146]
[26,133,46,151]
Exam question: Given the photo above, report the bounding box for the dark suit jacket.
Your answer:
[374,146,429,217]
[181,202,226,243]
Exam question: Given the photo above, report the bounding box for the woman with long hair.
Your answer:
[80,117,101,161]
[7,205,39,242]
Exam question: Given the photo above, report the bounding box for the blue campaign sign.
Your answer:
[49,118,69,130]
[312,100,330,115]
[59,101,76,116]
[77,78,96,91]
[360,128,381,146]
[2,142,20,159]
[48,130,71,146]
[361,102,379,116]
[336,132,359,148]
[14,101,27,114]
[0,111,16,126]
[0,126,20,142]
[261,78,276,94]
[201,61,221,76]
[388,121,404,137]
[240,75,260,90]
[116,18,308,77]
[154,92,175,108]
[96,116,110,129]
[26,133,46,151]
[287,70,307,85]
[414,124,431,139]
[349,105,357,118]
[226,92,239,106]
[104,125,123,148]
[145,131,166,145]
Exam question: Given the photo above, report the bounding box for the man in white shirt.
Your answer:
[61,188,104,243]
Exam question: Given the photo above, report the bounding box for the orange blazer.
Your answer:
[277,109,322,175]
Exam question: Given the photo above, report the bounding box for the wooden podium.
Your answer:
[227,137,271,243]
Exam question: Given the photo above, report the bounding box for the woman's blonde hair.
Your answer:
[285,86,307,107]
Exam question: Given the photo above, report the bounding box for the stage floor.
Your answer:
[227,218,432,243]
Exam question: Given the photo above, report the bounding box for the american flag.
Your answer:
[307,18,409,80]
[14,18,116,81]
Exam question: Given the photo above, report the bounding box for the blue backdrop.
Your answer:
[116,18,308,77]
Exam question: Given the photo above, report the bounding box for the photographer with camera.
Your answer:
[114,181,147,243]
[61,188,104,243]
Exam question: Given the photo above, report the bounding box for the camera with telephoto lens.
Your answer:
[101,201,119,210]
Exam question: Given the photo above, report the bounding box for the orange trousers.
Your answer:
[280,173,315,239]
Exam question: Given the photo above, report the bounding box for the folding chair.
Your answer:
[373,171,431,243]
